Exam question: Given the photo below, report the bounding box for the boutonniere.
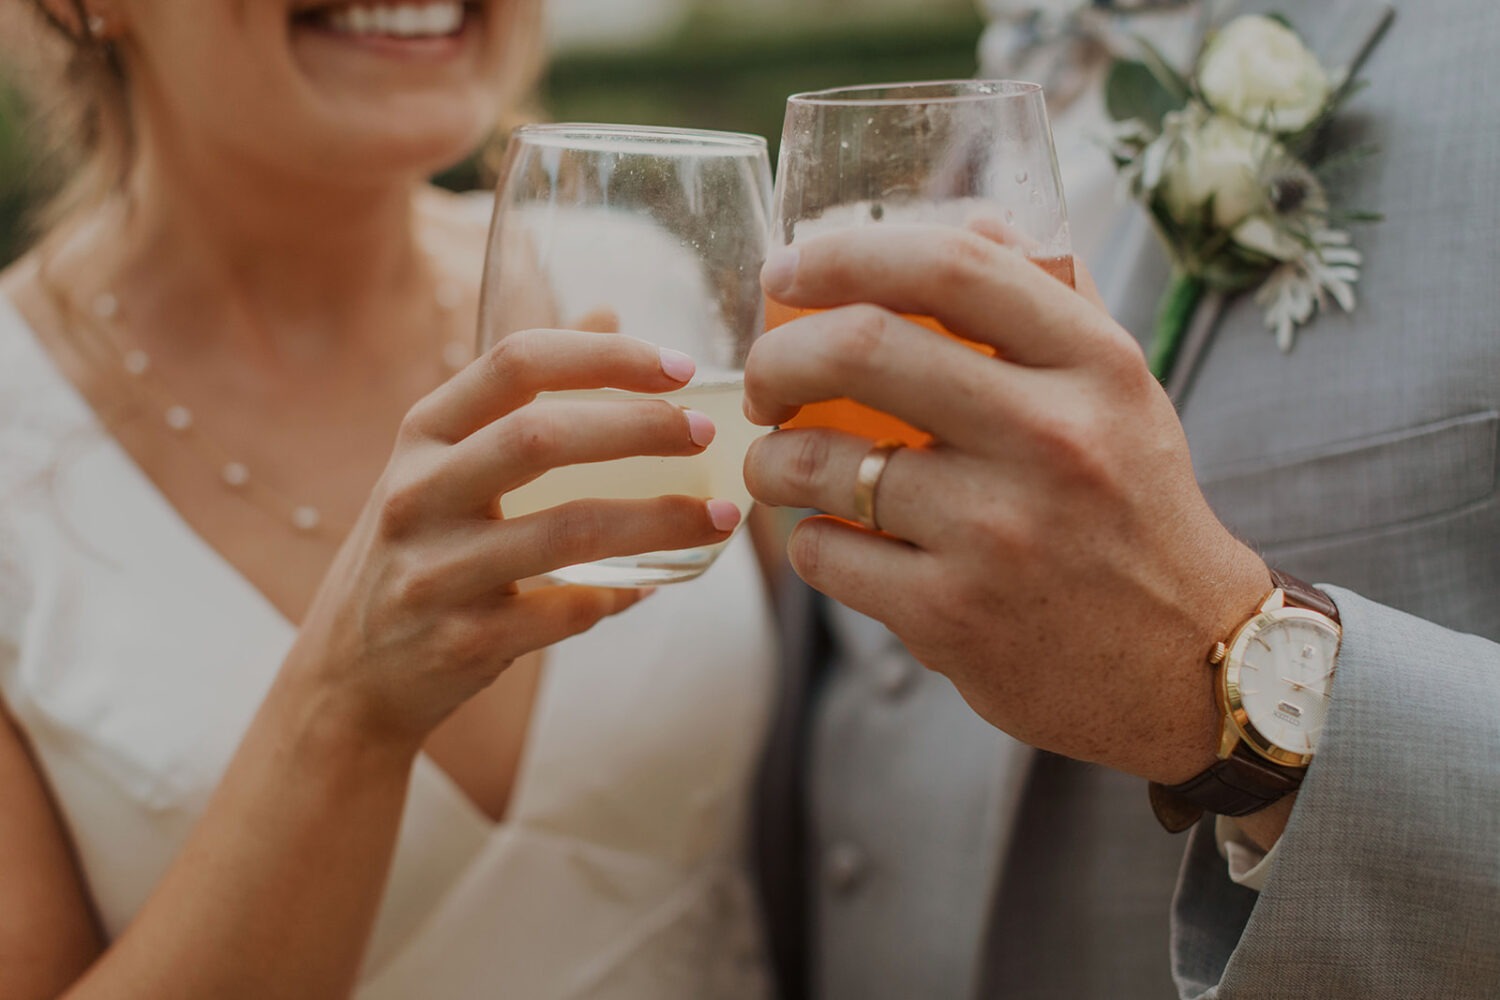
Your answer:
[1104,14,1383,382]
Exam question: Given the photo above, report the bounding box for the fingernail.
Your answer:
[685,409,716,448]
[659,348,696,383]
[761,247,800,296]
[707,499,742,532]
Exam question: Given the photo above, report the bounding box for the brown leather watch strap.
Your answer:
[1270,568,1341,624]
[1149,745,1306,832]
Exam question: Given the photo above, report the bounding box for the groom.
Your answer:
[749,1,1500,997]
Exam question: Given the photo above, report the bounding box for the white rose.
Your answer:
[1159,114,1273,231]
[1199,16,1331,134]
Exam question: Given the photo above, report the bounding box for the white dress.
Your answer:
[0,294,776,999]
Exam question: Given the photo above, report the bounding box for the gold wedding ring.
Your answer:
[852,439,906,533]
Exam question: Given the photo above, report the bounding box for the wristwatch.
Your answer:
[1150,570,1342,833]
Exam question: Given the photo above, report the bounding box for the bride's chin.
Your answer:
[282,88,491,176]
[325,134,482,185]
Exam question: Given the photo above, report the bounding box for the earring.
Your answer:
[87,13,109,37]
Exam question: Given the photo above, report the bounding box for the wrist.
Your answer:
[1150,561,1341,833]
[1233,792,1295,850]
[1151,541,1272,787]
[266,665,425,777]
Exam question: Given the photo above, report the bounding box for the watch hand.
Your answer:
[1301,664,1336,685]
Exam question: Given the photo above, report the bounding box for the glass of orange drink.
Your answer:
[769,80,1075,446]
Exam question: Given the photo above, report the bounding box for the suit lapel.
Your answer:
[1164,291,1227,408]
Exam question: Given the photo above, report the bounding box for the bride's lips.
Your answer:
[290,0,480,59]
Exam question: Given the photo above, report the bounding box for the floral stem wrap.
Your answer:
[1150,269,1206,383]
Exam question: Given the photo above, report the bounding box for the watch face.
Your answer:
[1228,611,1341,760]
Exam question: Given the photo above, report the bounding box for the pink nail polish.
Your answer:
[761,247,800,295]
[659,348,696,383]
[685,409,716,448]
[707,499,742,532]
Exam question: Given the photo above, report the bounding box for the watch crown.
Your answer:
[1208,641,1228,666]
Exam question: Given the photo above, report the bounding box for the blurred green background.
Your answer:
[0,1,983,267]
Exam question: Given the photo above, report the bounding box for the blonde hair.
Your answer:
[0,0,545,239]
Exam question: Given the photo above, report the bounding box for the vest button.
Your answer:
[824,842,870,893]
[878,656,917,698]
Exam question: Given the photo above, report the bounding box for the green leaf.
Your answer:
[1105,59,1186,130]
[1134,36,1192,105]
[1264,12,1295,29]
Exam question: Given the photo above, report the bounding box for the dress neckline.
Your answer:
[0,289,527,835]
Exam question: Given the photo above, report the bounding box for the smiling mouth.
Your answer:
[293,1,476,40]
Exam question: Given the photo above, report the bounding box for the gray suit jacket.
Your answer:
[754,1,1500,997]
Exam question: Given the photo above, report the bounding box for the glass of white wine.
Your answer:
[480,123,773,587]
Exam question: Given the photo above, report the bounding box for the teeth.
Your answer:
[320,1,464,38]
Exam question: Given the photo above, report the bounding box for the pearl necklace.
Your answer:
[64,269,474,539]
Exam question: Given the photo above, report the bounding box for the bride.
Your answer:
[0,0,774,996]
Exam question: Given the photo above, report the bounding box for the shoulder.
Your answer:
[0,256,53,399]
[0,254,67,400]
[0,257,92,502]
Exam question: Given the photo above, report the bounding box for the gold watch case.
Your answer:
[1212,589,1343,769]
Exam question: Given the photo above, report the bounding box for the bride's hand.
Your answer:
[283,329,736,747]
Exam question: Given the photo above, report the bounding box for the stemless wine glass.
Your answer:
[769,80,1074,446]
[479,124,773,587]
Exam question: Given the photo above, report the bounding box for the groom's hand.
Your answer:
[742,226,1270,788]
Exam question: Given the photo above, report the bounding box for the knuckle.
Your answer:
[787,520,827,580]
[1032,407,1115,491]
[787,431,833,493]
[939,479,1019,558]
[484,332,535,388]
[389,556,441,609]
[377,477,427,540]
[1095,325,1151,387]
[974,509,1032,563]
[934,231,995,286]
[436,613,491,667]
[399,396,437,442]
[828,304,892,373]
[1025,404,1091,464]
